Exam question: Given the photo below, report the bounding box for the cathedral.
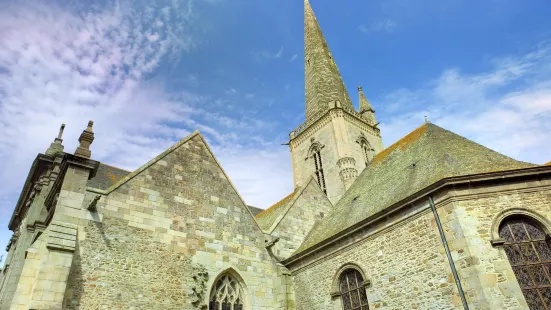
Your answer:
[2,1,551,309]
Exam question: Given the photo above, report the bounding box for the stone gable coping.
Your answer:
[264,176,332,234]
[85,131,265,232]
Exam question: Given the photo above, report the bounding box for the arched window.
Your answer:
[356,137,374,166]
[311,145,327,195]
[499,217,551,309]
[339,269,369,310]
[209,273,244,310]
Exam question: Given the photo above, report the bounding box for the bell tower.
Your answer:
[288,0,384,204]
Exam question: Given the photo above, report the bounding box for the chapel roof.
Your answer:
[296,123,536,253]
[87,163,131,190]
[247,205,264,216]
[255,191,298,231]
[544,161,551,166]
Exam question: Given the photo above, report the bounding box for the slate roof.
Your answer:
[248,205,264,216]
[87,163,131,190]
[255,191,298,231]
[296,123,536,253]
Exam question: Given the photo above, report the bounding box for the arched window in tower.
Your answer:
[312,145,327,195]
[339,268,369,310]
[499,217,551,309]
[209,273,245,310]
[359,139,373,166]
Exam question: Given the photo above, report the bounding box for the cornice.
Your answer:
[283,166,551,272]
[8,153,100,231]
[289,106,378,149]
[8,154,54,231]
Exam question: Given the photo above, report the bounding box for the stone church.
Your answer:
[2,1,551,309]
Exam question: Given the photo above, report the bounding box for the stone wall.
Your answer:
[74,133,287,309]
[343,116,383,171]
[0,219,32,309]
[289,110,383,205]
[291,209,459,310]
[442,177,551,309]
[290,117,342,202]
[270,179,333,260]
[63,217,204,309]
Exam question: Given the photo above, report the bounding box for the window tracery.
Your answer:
[359,140,373,166]
[209,273,244,310]
[499,217,551,309]
[339,269,369,310]
[311,145,327,194]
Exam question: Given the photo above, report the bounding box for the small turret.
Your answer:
[74,120,95,159]
[45,124,65,156]
[358,86,377,126]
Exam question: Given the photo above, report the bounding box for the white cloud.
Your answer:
[358,19,397,34]
[253,46,284,62]
[289,54,298,62]
[0,0,293,254]
[379,43,551,165]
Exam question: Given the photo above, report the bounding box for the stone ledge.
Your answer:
[46,221,77,252]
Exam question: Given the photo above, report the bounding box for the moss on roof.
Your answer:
[295,123,536,254]
[255,191,297,231]
[87,163,131,190]
[247,205,264,216]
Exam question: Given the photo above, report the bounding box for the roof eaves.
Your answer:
[286,165,551,264]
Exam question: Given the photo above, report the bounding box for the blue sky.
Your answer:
[1,0,551,260]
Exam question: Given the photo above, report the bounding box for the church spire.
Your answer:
[358,86,377,126]
[358,86,373,113]
[304,0,354,121]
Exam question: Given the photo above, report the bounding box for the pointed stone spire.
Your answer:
[45,124,65,156]
[305,0,354,121]
[358,86,373,112]
[74,120,95,159]
[358,86,377,126]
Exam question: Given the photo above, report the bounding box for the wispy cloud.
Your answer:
[358,19,397,34]
[289,54,298,62]
[0,0,294,253]
[252,46,284,62]
[379,43,551,165]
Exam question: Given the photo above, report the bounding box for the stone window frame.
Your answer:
[490,208,551,308]
[203,267,251,310]
[330,263,371,300]
[355,135,374,166]
[490,208,551,247]
[307,141,327,195]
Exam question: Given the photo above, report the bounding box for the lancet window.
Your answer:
[312,145,327,194]
[209,273,244,310]
[359,139,373,166]
[499,217,551,309]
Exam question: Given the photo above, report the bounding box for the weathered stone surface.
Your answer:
[291,210,459,310]
[62,217,204,309]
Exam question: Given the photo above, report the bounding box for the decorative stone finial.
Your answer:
[358,86,363,92]
[45,123,66,156]
[57,124,66,141]
[74,120,95,159]
[424,116,430,124]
